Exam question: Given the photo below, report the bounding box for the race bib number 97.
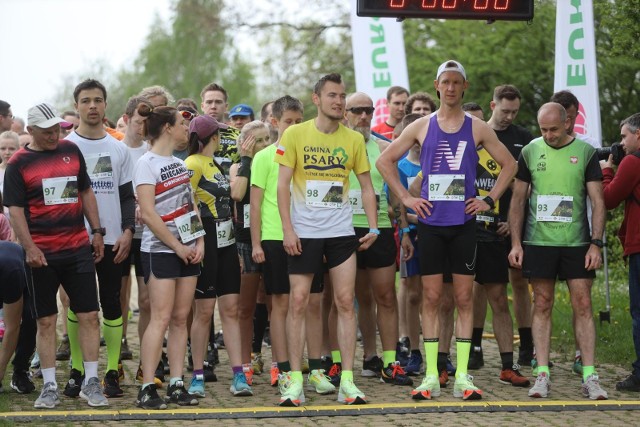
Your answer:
[536,195,573,223]
[305,180,344,208]
[42,176,78,205]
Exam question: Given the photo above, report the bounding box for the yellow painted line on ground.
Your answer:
[2,400,639,418]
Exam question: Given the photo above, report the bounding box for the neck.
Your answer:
[550,134,573,148]
[315,116,340,134]
[201,143,215,157]
[437,104,463,119]
[385,117,398,127]
[487,117,507,131]
[122,134,143,148]
[150,135,174,156]
[76,123,106,139]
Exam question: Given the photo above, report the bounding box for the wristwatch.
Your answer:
[590,239,604,248]
[123,225,136,235]
[482,196,495,210]
[91,227,106,236]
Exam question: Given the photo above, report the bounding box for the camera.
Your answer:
[596,142,625,165]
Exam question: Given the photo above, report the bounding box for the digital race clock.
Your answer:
[357,0,534,21]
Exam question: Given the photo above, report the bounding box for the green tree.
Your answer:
[54,0,258,122]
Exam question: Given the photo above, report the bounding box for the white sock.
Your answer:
[83,361,99,385]
[41,367,57,387]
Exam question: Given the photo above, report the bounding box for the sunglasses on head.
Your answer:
[179,110,197,120]
[347,106,375,115]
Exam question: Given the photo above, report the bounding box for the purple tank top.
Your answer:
[420,113,479,226]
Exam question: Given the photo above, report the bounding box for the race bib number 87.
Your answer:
[428,174,465,201]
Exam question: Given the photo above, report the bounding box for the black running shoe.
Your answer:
[165,380,198,406]
[63,368,85,398]
[10,370,35,394]
[380,362,413,386]
[203,362,217,382]
[361,355,384,378]
[616,374,640,392]
[468,348,484,370]
[136,384,167,410]
[328,363,342,388]
[102,369,124,398]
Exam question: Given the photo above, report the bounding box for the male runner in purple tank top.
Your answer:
[377,60,517,401]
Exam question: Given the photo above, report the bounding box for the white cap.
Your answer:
[27,103,70,129]
[436,60,467,81]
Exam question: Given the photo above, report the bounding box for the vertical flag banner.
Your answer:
[554,0,601,145]
[350,0,410,127]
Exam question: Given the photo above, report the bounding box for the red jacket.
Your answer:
[602,153,640,256]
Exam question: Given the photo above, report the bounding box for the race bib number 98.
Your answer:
[42,176,78,205]
[305,180,344,208]
[536,195,573,223]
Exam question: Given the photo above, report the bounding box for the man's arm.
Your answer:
[477,124,518,204]
[8,207,47,267]
[389,190,414,260]
[250,185,265,263]
[277,164,301,256]
[601,155,640,209]
[585,180,605,270]
[79,187,104,263]
[113,181,135,263]
[507,179,529,268]
[355,171,378,251]
[376,118,432,217]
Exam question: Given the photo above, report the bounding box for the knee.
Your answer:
[375,286,397,312]
[572,296,593,317]
[138,294,150,313]
[334,295,355,314]
[289,292,309,315]
[533,294,553,313]
[37,315,57,331]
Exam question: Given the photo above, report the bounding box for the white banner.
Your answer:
[350,0,410,127]
[554,0,601,145]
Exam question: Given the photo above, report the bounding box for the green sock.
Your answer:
[103,317,123,372]
[456,338,472,377]
[423,339,439,376]
[538,365,550,376]
[331,350,342,364]
[382,350,396,367]
[341,370,353,382]
[583,365,595,381]
[67,310,84,374]
[291,371,304,384]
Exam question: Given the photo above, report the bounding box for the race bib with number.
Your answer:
[42,176,79,205]
[305,180,344,208]
[536,195,573,222]
[348,190,381,214]
[175,211,206,244]
[84,152,113,179]
[428,174,465,201]
[243,204,250,229]
[215,218,235,248]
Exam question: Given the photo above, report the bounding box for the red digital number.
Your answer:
[390,0,405,7]
[494,0,510,10]
[474,0,489,10]
[442,0,457,9]
[422,0,437,8]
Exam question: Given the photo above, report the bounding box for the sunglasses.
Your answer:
[347,107,375,115]
[179,110,197,120]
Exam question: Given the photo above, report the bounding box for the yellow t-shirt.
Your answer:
[185,154,232,220]
[274,120,370,238]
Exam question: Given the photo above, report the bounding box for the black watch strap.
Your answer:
[590,239,604,248]
[91,227,106,236]
[482,196,495,210]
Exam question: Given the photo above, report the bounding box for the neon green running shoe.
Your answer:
[308,369,336,395]
[411,374,441,400]
[278,373,305,407]
[337,379,367,405]
[453,373,482,400]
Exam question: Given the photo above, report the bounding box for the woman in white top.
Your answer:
[133,104,204,410]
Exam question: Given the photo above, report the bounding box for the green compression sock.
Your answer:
[67,310,84,374]
[103,316,123,372]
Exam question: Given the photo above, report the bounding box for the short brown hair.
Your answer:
[493,85,522,102]
[200,83,228,102]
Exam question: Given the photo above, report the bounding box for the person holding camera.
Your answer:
[600,112,640,392]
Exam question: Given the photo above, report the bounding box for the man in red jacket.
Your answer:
[601,112,640,392]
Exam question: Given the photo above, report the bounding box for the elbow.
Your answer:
[231,190,244,202]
